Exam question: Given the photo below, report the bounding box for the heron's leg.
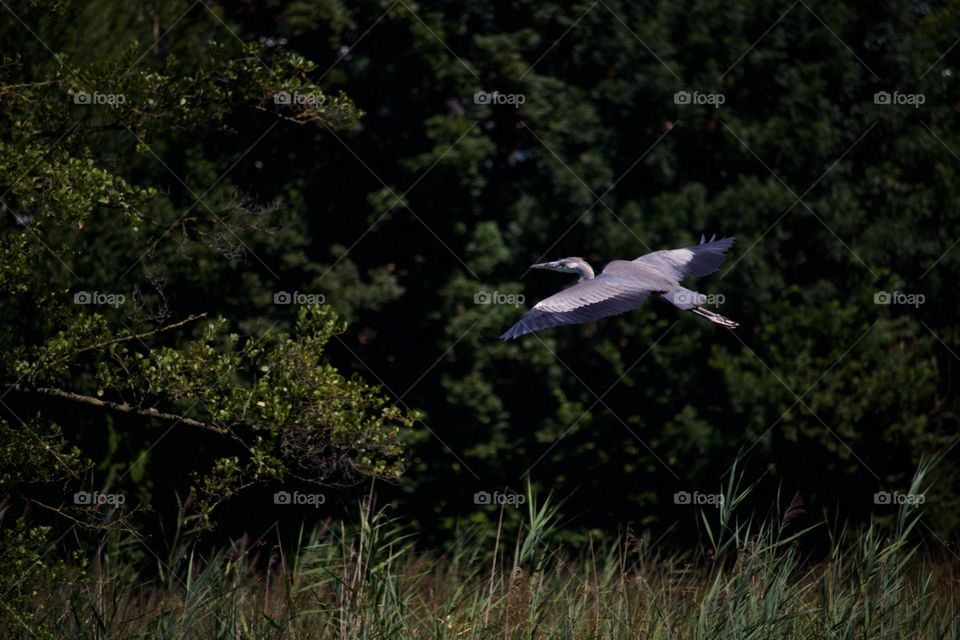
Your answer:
[662,287,738,328]
[689,306,739,329]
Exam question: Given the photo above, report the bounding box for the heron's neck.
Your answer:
[572,263,595,281]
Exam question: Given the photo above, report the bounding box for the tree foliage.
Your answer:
[0,0,412,532]
[1,0,958,557]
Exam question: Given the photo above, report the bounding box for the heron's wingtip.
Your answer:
[699,233,736,247]
[500,323,532,340]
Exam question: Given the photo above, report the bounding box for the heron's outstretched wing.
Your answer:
[500,274,652,340]
[633,234,736,279]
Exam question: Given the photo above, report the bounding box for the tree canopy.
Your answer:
[1,0,958,554]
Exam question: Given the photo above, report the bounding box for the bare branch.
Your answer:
[75,313,207,355]
[23,387,228,435]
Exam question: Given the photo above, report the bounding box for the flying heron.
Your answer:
[500,234,738,340]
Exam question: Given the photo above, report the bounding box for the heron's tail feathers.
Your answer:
[690,306,738,329]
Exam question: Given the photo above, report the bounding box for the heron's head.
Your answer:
[530,257,595,281]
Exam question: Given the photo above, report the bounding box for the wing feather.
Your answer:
[632,235,736,278]
[500,274,651,340]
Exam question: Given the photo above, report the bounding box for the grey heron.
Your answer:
[500,234,737,340]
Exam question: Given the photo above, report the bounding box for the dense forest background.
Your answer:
[2,0,959,568]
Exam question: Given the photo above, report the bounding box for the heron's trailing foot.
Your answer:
[690,306,738,329]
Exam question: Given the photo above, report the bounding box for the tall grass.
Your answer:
[8,466,960,639]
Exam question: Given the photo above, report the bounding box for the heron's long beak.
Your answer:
[531,261,559,270]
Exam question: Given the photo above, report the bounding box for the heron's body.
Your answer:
[500,235,737,340]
